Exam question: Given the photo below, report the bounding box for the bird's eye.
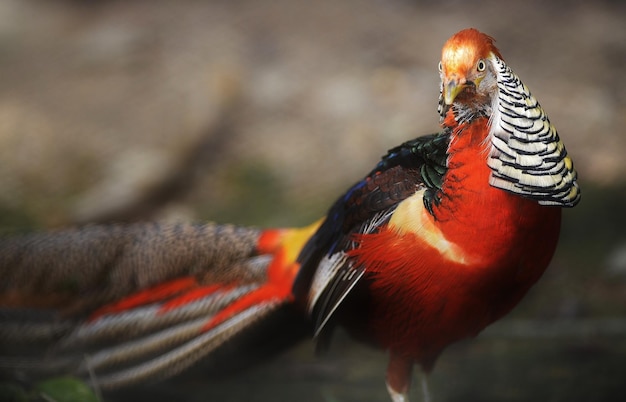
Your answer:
[477,59,486,72]
[438,61,442,72]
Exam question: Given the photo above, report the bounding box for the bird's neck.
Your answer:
[439,116,494,209]
[437,115,495,216]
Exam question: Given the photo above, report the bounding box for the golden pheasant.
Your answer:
[0,28,579,401]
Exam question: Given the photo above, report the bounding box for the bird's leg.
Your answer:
[420,370,431,402]
[386,352,413,402]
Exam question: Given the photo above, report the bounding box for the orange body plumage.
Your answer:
[348,118,561,372]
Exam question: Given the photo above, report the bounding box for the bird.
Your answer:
[0,28,579,401]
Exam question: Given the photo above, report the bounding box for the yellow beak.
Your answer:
[443,79,466,105]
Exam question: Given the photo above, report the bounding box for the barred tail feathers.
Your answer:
[0,221,319,389]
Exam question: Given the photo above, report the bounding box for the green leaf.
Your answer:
[35,377,100,402]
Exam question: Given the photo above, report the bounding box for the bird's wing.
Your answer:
[293,131,450,336]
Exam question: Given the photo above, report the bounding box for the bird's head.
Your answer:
[437,29,580,207]
[439,28,503,106]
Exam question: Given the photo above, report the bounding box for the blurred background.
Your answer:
[0,0,625,401]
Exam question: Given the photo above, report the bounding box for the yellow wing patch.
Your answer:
[280,219,323,264]
[388,189,470,265]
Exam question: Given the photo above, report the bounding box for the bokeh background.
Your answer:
[1,0,625,401]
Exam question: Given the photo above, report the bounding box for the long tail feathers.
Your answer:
[0,222,318,390]
[85,299,282,389]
